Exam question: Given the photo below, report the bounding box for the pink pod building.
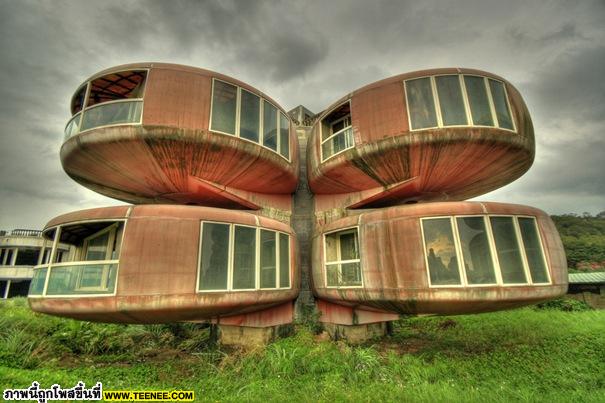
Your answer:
[29,63,567,344]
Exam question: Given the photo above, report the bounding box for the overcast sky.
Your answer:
[0,0,603,230]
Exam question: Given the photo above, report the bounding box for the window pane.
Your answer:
[518,217,549,283]
[436,75,467,126]
[456,217,496,284]
[199,223,229,290]
[240,89,260,142]
[46,264,117,295]
[489,79,514,130]
[406,78,438,129]
[80,101,142,131]
[325,233,339,263]
[263,101,278,151]
[490,217,527,284]
[233,226,256,289]
[279,113,290,159]
[326,264,339,287]
[464,76,494,126]
[339,231,359,260]
[211,80,237,134]
[260,230,276,288]
[422,218,461,285]
[341,262,362,286]
[28,268,47,295]
[85,231,109,261]
[279,233,290,288]
[322,128,353,159]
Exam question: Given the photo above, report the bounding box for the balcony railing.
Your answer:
[7,229,42,237]
[64,100,143,140]
[29,262,118,297]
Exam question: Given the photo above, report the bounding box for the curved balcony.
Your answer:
[307,68,534,205]
[60,63,299,207]
[311,202,567,315]
[28,205,299,324]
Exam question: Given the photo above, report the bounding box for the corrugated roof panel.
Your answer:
[568,272,605,284]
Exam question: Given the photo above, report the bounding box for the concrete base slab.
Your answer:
[219,324,293,348]
[323,322,389,344]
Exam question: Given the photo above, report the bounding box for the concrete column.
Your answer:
[3,280,10,299]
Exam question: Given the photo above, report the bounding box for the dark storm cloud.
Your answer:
[0,0,603,229]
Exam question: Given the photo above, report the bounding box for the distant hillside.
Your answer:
[551,212,605,272]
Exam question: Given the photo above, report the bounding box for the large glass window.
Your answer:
[210,80,238,135]
[325,228,361,287]
[321,102,354,161]
[456,217,496,285]
[405,77,438,130]
[422,218,461,286]
[199,223,230,291]
[436,75,467,126]
[405,74,515,132]
[422,215,550,287]
[489,79,514,130]
[239,89,260,142]
[263,101,278,151]
[490,217,527,284]
[209,79,291,160]
[197,222,291,291]
[518,217,549,284]
[464,76,494,126]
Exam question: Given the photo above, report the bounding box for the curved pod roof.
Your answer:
[28,205,299,323]
[61,63,299,207]
[311,202,566,315]
[307,68,534,205]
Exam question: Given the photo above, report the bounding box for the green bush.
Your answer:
[534,297,593,312]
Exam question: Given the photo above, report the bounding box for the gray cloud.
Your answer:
[0,0,603,229]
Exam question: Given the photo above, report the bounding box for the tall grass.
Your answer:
[1,297,604,402]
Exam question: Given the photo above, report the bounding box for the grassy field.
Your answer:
[1,298,604,402]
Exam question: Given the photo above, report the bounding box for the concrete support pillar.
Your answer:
[218,324,293,348]
[3,279,10,299]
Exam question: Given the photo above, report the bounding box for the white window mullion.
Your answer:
[513,217,534,285]
[43,226,62,296]
[451,217,468,286]
[235,87,242,137]
[228,224,234,291]
[431,76,444,127]
[255,228,261,290]
[485,216,504,286]
[459,74,473,126]
[275,230,280,289]
[484,77,500,128]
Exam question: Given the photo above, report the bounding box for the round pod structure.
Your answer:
[311,202,566,315]
[61,63,299,208]
[307,68,534,206]
[28,205,298,324]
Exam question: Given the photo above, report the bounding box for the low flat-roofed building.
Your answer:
[567,272,605,309]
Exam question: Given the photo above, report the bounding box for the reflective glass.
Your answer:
[80,101,142,131]
[490,217,527,284]
[240,89,260,142]
[233,226,256,289]
[406,78,438,129]
[489,79,514,130]
[518,217,549,283]
[28,268,47,295]
[279,233,290,288]
[422,218,461,285]
[210,80,237,134]
[46,264,117,295]
[199,223,229,290]
[464,76,494,126]
[279,113,290,159]
[436,75,467,126]
[260,230,276,288]
[263,101,278,151]
[85,231,109,261]
[456,217,496,284]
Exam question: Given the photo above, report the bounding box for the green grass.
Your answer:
[1,298,604,402]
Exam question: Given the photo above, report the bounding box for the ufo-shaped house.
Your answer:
[29,64,300,330]
[308,69,567,326]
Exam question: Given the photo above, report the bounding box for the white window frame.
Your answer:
[196,221,292,293]
[209,78,291,162]
[422,215,551,288]
[405,74,517,133]
[320,101,354,163]
[29,219,126,298]
[323,226,363,289]
[65,69,149,139]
